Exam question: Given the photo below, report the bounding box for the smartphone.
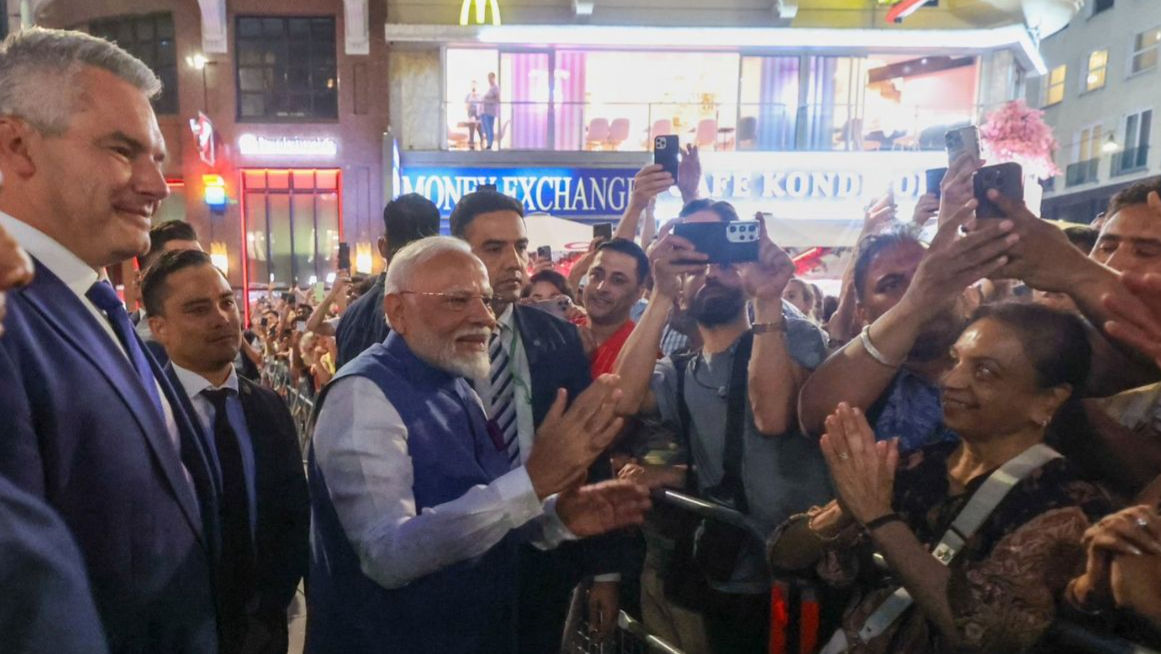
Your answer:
[945,126,980,165]
[925,167,948,200]
[592,222,613,242]
[673,221,760,264]
[337,242,351,271]
[973,162,1023,219]
[313,281,326,304]
[295,320,307,332]
[536,245,553,262]
[530,296,572,321]
[282,292,296,305]
[653,134,680,181]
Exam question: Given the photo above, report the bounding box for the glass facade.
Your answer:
[242,169,341,289]
[442,48,980,154]
[236,16,338,121]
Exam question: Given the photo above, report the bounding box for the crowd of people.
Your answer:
[1,25,1161,654]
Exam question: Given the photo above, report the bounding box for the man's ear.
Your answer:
[377,235,389,262]
[147,314,168,345]
[384,293,406,335]
[0,117,38,180]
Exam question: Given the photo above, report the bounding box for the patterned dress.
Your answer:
[794,442,1113,653]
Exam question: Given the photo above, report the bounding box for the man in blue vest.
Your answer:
[307,236,651,654]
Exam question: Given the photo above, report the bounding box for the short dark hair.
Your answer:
[969,302,1091,393]
[383,193,441,260]
[678,198,740,223]
[141,248,219,317]
[852,227,923,303]
[1107,176,1161,218]
[522,269,575,301]
[449,190,524,238]
[1062,225,1098,254]
[137,220,199,268]
[596,237,650,285]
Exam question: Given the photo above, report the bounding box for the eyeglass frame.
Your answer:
[396,290,496,313]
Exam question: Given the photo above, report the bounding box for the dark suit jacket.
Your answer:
[335,275,387,370]
[511,305,629,653]
[0,260,219,654]
[163,366,310,654]
[0,473,109,654]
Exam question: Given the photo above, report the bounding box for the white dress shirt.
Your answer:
[472,304,535,463]
[0,212,185,464]
[312,374,574,591]
[170,363,258,535]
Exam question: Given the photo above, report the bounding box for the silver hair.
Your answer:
[0,27,162,135]
[384,236,477,295]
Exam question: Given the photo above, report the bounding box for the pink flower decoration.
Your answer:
[979,100,1061,179]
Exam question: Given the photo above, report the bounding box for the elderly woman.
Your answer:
[769,303,1112,653]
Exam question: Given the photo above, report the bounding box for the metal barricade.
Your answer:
[566,610,685,654]
[260,357,315,454]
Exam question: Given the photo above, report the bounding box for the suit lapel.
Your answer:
[20,261,209,546]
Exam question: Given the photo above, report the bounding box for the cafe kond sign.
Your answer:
[398,152,945,219]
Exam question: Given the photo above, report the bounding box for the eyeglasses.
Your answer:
[398,291,495,313]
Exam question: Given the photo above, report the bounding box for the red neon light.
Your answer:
[885,0,926,22]
[238,171,251,327]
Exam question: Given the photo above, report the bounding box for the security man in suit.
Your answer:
[334,193,440,368]
[0,28,220,653]
[144,249,310,654]
[451,190,627,652]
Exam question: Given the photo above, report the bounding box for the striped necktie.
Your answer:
[487,327,520,466]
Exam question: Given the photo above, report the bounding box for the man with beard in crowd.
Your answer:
[613,199,831,652]
[581,237,649,377]
[306,237,649,654]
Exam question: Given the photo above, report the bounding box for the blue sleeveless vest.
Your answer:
[306,333,519,654]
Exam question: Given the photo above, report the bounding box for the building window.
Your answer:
[236,16,338,121]
[1044,65,1067,106]
[1132,27,1161,75]
[89,13,178,114]
[1067,124,1103,186]
[1085,49,1108,92]
[1093,0,1114,15]
[1114,109,1152,176]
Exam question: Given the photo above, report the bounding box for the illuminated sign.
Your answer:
[237,134,338,158]
[189,112,215,166]
[203,174,227,211]
[399,167,638,217]
[400,151,945,221]
[460,0,501,26]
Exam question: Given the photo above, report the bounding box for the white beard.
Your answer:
[409,326,491,379]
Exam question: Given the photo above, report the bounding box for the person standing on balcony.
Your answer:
[465,81,483,150]
[482,72,500,150]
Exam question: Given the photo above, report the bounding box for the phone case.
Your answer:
[973,162,1023,219]
[673,221,761,264]
[945,126,980,164]
[653,135,680,180]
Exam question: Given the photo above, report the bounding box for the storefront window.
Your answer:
[89,13,178,114]
[236,16,338,121]
[242,168,341,290]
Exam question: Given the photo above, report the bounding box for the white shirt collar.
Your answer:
[496,303,515,331]
[0,210,100,300]
[171,362,240,399]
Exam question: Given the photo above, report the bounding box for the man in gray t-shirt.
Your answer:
[615,200,832,653]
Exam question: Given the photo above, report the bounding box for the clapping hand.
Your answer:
[557,478,651,537]
[819,403,898,525]
[526,374,625,499]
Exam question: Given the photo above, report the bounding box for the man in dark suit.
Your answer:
[0,28,220,653]
[131,219,202,364]
[334,193,439,368]
[144,249,310,654]
[451,190,627,652]
[0,221,109,654]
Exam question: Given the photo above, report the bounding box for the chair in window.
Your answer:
[695,118,718,150]
[736,116,758,150]
[448,125,470,150]
[585,118,610,150]
[605,118,631,150]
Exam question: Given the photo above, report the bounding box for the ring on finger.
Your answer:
[838,452,850,461]
[1137,516,1150,529]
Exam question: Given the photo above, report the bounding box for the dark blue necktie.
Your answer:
[86,280,165,420]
